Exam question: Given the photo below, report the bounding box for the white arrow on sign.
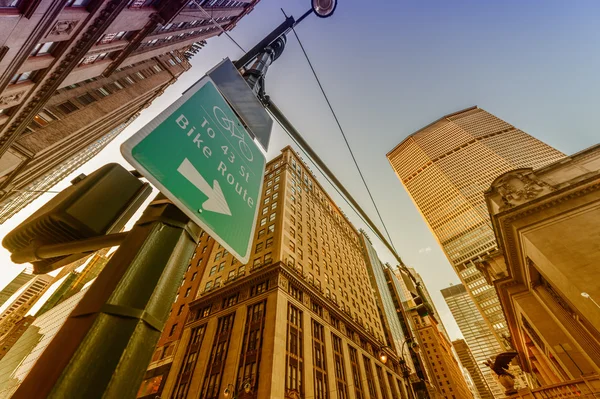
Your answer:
[177,158,232,216]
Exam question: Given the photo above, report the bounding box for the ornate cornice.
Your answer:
[492,176,600,287]
[0,0,131,165]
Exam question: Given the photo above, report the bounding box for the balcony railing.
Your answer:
[509,375,600,398]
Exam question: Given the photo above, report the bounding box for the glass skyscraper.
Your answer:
[387,107,565,397]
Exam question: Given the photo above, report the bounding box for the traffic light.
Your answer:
[3,163,151,274]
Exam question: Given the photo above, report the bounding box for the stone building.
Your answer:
[0,0,259,223]
[141,147,411,399]
[408,306,473,399]
[484,144,600,393]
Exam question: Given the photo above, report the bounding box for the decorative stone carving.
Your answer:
[0,91,25,107]
[284,389,301,399]
[278,275,288,290]
[490,170,555,211]
[47,20,78,37]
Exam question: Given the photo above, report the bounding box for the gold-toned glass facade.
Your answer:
[388,107,564,398]
[387,107,564,270]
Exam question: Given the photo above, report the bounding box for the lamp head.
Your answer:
[379,352,388,364]
[582,292,590,298]
[223,387,231,398]
[312,0,337,18]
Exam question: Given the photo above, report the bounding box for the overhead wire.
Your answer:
[186,0,246,53]
[289,26,400,256]
[268,112,375,232]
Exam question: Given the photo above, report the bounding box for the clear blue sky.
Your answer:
[0,0,598,340]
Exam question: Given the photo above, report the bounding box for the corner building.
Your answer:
[0,0,259,223]
[156,147,410,399]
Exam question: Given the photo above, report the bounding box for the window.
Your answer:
[31,110,57,127]
[96,87,110,97]
[268,225,275,234]
[312,321,328,399]
[269,213,276,222]
[227,270,235,280]
[260,217,267,226]
[185,287,191,297]
[218,261,225,272]
[10,71,33,84]
[30,42,55,56]
[332,334,349,399]
[56,100,79,114]
[266,237,273,248]
[209,265,217,276]
[257,229,265,239]
[286,304,304,395]
[77,92,97,106]
[204,281,212,291]
[191,272,197,281]
[177,304,185,315]
[238,265,245,275]
[264,252,272,264]
[255,242,264,253]
[65,0,91,6]
[169,323,177,336]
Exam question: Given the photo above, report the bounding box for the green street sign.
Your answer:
[121,77,266,263]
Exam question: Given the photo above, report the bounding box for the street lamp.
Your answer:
[581,292,600,310]
[312,0,337,18]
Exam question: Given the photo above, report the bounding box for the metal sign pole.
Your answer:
[13,195,201,399]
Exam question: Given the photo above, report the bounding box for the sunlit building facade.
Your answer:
[0,269,32,309]
[409,305,472,399]
[0,274,52,339]
[0,0,259,223]
[142,147,410,399]
[387,107,564,395]
[453,338,492,399]
[0,286,90,398]
[484,144,600,394]
[441,284,505,398]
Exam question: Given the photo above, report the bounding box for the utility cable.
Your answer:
[269,113,374,232]
[289,27,400,257]
[186,0,246,53]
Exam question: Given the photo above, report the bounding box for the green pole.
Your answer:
[13,195,201,399]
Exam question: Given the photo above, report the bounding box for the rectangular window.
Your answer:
[264,252,272,264]
[200,314,236,398]
[268,225,275,234]
[56,100,79,114]
[30,42,55,56]
[363,356,377,398]
[332,334,349,399]
[312,320,328,399]
[286,304,304,396]
[96,87,110,97]
[172,324,207,398]
[255,242,264,253]
[376,365,389,399]
[348,346,364,399]
[237,301,266,393]
[77,92,97,106]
